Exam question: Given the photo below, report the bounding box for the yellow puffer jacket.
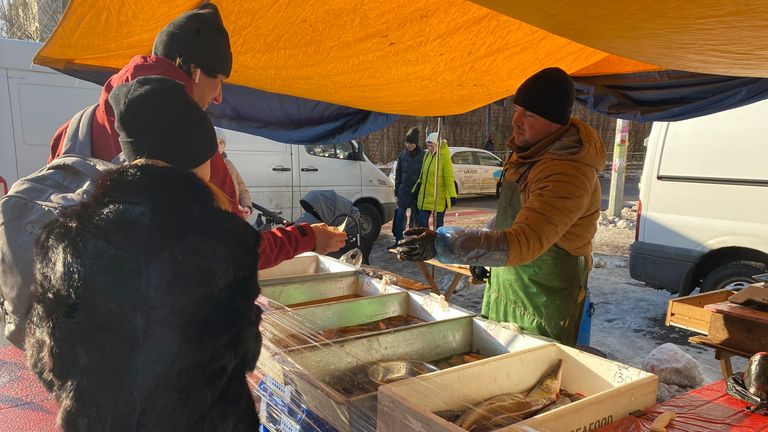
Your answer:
[502,118,607,266]
[414,141,457,212]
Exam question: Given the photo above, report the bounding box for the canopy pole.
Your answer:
[432,118,443,230]
[607,119,629,218]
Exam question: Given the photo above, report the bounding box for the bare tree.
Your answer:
[0,0,67,41]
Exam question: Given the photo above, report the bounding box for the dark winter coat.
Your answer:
[394,145,425,208]
[25,164,262,432]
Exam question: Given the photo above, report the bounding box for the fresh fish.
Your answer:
[454,393,552,431]
[526,359,562,400]
[453,359,563,431]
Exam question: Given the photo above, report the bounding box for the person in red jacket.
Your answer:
[47,3,345,269]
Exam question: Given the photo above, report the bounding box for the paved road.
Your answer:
[453,177,639,212]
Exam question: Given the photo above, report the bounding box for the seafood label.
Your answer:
[570,414,614,432]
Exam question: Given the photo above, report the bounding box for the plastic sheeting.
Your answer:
[0,346,58,431]
[595,380,768,432]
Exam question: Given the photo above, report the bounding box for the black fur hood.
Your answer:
[26,164,262,431]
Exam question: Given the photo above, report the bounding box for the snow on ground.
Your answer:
[370,207,744,384]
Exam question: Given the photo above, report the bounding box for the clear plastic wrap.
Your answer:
[434,227,509,267]
[251,253,660,432]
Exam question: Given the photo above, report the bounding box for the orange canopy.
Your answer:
[35,0,768,116]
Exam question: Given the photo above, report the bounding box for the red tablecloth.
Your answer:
[597,380,768,432]
[0,346,58,431]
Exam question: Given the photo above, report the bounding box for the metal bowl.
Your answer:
[367,359,439,385]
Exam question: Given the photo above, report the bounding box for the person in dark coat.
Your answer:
[25,76,261,431]
[390,127,425,248]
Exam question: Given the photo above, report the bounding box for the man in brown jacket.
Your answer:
[398,67,606,345]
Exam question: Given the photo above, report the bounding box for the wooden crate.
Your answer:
[705,301,768,355]
[665,289,736,333]
[377,343,658,432]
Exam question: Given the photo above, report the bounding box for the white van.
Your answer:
[629,99,768,296]
[0,38,395,239]
[223,129,395,239]
[0,38,101,192]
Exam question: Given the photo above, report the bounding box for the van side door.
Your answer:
[0,65,14,195]
[298,141,363,205]
[7,70,99,179]
[224,130,295,219]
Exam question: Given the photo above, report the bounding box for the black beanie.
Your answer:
[513,67,574,125]
[152,3,232,78]
[109,76,217,170]
[405,127,420,145]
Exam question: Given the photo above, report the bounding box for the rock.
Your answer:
[625,219,636,231]
[616,219,628,229]
[657,382,688,403]
[642,343,705,388]
[593,258,608,269]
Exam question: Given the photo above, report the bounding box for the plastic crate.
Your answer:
[257,378,337,432]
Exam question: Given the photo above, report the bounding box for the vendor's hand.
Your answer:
[241,206,252,217]
[396,227,436,261]
[469,265,489,282]
[311,223,347,254]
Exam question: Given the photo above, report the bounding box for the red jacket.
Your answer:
[48,55,315,269]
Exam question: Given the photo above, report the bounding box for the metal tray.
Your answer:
[271,316,548,432]
[258,252,358,286]
[258,273,404,310]
[261,290,472,349]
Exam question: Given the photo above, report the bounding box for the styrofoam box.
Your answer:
[377,343,658,432]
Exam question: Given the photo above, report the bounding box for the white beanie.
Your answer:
[426,132,439,143]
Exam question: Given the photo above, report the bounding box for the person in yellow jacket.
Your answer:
[413,132,457,229]
[397,67,606,346]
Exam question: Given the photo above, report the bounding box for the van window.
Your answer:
[304,142,358,160]
[452,151,473,164]
[477,152,502,167]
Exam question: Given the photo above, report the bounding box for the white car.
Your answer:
[390,147,503,197]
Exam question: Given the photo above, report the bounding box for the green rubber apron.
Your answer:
[481,178,587,346]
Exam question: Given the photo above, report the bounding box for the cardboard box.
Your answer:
[665,288,736,333]
[377,343,658,432]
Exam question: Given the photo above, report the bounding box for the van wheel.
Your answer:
[356,203,382,241]
[700,261,767,293]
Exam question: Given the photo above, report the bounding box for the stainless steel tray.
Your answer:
[258,273,404,310]
[261,290,472,349]
[271,317,548,432]
[258,252,358,286]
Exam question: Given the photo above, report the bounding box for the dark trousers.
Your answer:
[392,207,417,241]
[416,209,445,230]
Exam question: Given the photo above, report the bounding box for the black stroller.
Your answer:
[251,190,373,265]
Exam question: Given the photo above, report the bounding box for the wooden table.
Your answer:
[416,259,477,302]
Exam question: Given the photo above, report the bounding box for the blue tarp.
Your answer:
[574,70,768,122]
[208,83,398,144]
[53,66,398,144]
